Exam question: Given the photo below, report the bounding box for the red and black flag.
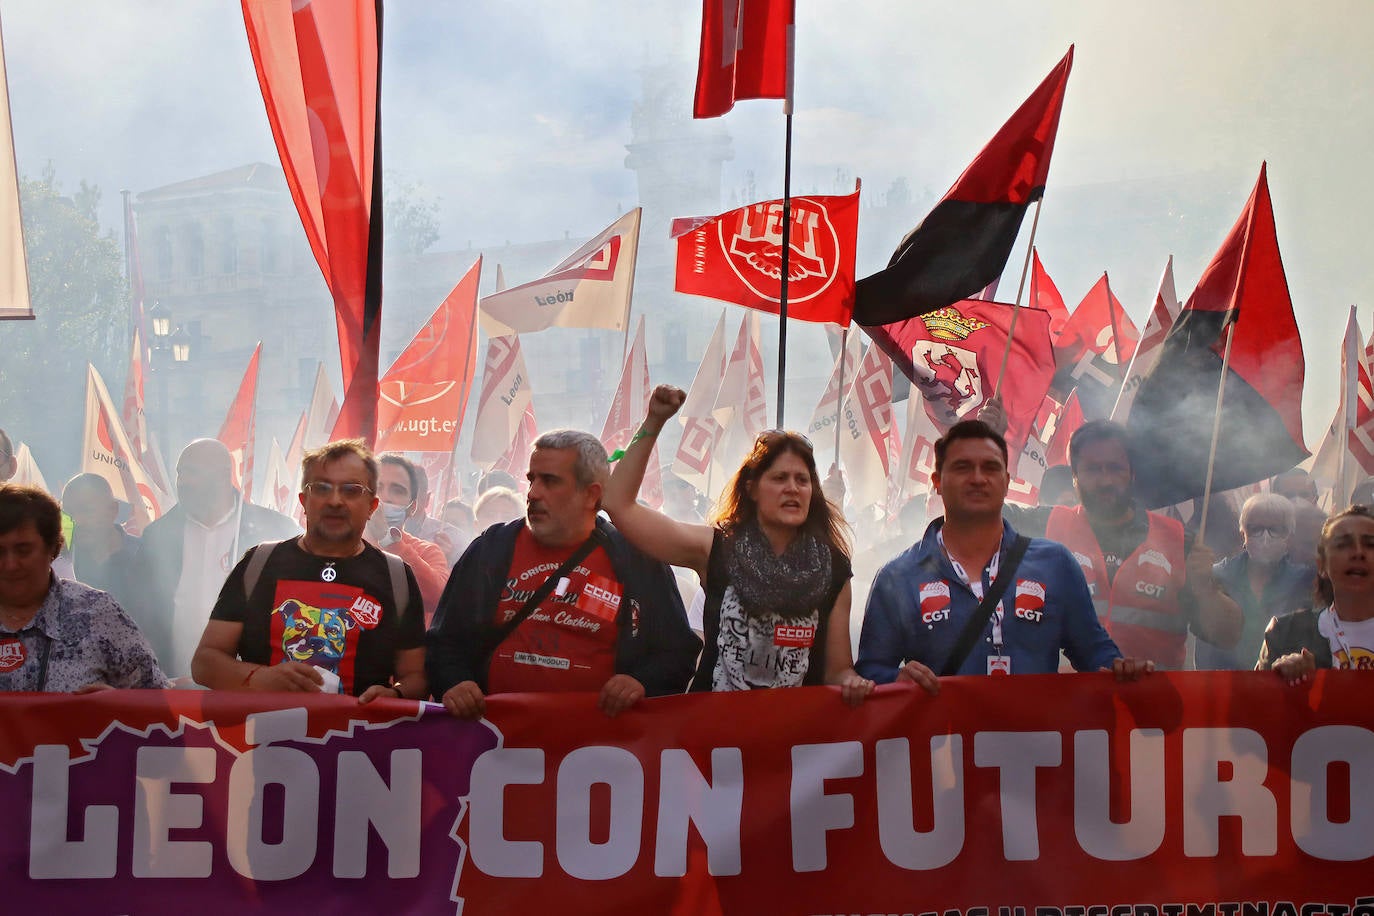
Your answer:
[1128,164,1308,508]
[243,0,384,443]
[853,47,1072,325]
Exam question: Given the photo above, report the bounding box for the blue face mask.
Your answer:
[381,502,409,528]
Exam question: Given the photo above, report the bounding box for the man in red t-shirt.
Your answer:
[427,430,699,719]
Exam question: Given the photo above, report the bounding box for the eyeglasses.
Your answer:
[755,429,813,450]
[302,481,374,500]
[1245,524,1288,538]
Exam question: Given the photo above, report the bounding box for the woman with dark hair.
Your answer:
[602,385,872,704]
[1257,504,1374,684]
[0,484,167,692]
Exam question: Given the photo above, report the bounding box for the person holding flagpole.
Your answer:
[603,384,873,705]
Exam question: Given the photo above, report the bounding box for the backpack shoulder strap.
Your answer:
[242,539,285,601]
[384,550,410,621]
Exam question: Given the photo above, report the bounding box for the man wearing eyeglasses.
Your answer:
[139,438,301,677]
[192,439,426,700]
[1046,420,1242,670]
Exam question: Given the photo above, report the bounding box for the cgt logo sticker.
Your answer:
[1015,579,1046,622]
[919,581,952,624]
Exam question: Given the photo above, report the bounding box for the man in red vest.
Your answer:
[1046,421,1242,669]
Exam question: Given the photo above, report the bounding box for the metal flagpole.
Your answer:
[1104,272,1123,371]
[775,20,796,429]
[1197,326,1236,545]
[833,327,849,458]
[994,199,1044,398]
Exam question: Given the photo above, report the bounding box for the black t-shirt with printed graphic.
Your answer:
[211,538,424,696]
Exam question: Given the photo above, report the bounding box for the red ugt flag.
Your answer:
[673,187,860,326]
[694,0,792,118]
[376,258,482,453]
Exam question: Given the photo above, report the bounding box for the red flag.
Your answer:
[1129,164,1308,507]
[673,186,860,326]
[865,300,1055,475]
[601,317,662,508]
[855,47,1073,325]
[1029,248,1070,339]
[693,0,792,119]
[376,258,482,452]
[217,342,262,501]
[1044,388,1085,468]
[1049,273,1139,418]
[243,0,383,443]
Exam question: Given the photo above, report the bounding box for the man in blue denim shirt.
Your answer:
[856,420,1152,692]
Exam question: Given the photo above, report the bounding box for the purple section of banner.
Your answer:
[0,698,496,914]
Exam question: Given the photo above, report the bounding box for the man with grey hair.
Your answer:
[428,429,700,718]
[1198,491,1316,669]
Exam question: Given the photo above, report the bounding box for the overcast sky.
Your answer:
[4,0,1371,444]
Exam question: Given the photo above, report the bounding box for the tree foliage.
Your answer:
[0,163,126,483]
[383,171,441,258]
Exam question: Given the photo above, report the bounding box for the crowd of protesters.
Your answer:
[2,396,1370,702]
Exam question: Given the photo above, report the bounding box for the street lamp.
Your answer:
[148,299,171,341]
[170,326,192,363]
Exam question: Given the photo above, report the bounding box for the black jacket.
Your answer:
[137,499,301,670]
[426,517,700,698]
[1255,606,1333,671]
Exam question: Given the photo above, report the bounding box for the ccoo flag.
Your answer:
[376,258,482,452]
[673,186,860,326]
[243,0,383,443]
[1129,164,1307,508]
[693,0,793,119]
[479,209,640,336]
[854,47,1073,326]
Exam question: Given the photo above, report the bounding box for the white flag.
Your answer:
[837,345,894,511]
[81,364,170,532]
[1310,306,1364,508]
[470,335,533,468]
[807,328,864,468]
[261,437,297,516]
[0,20,31,321]
[10,443,48,492]
[479,209,640,335]
[1112,256,1181,421]
[711,314,769,478]
[672,311,730,496]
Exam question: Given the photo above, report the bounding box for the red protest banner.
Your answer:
[0,673,1369,914]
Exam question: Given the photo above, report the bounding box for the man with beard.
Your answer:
[427,429,699,719]
[1046,421,1242,670]
[192,439,425,700]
